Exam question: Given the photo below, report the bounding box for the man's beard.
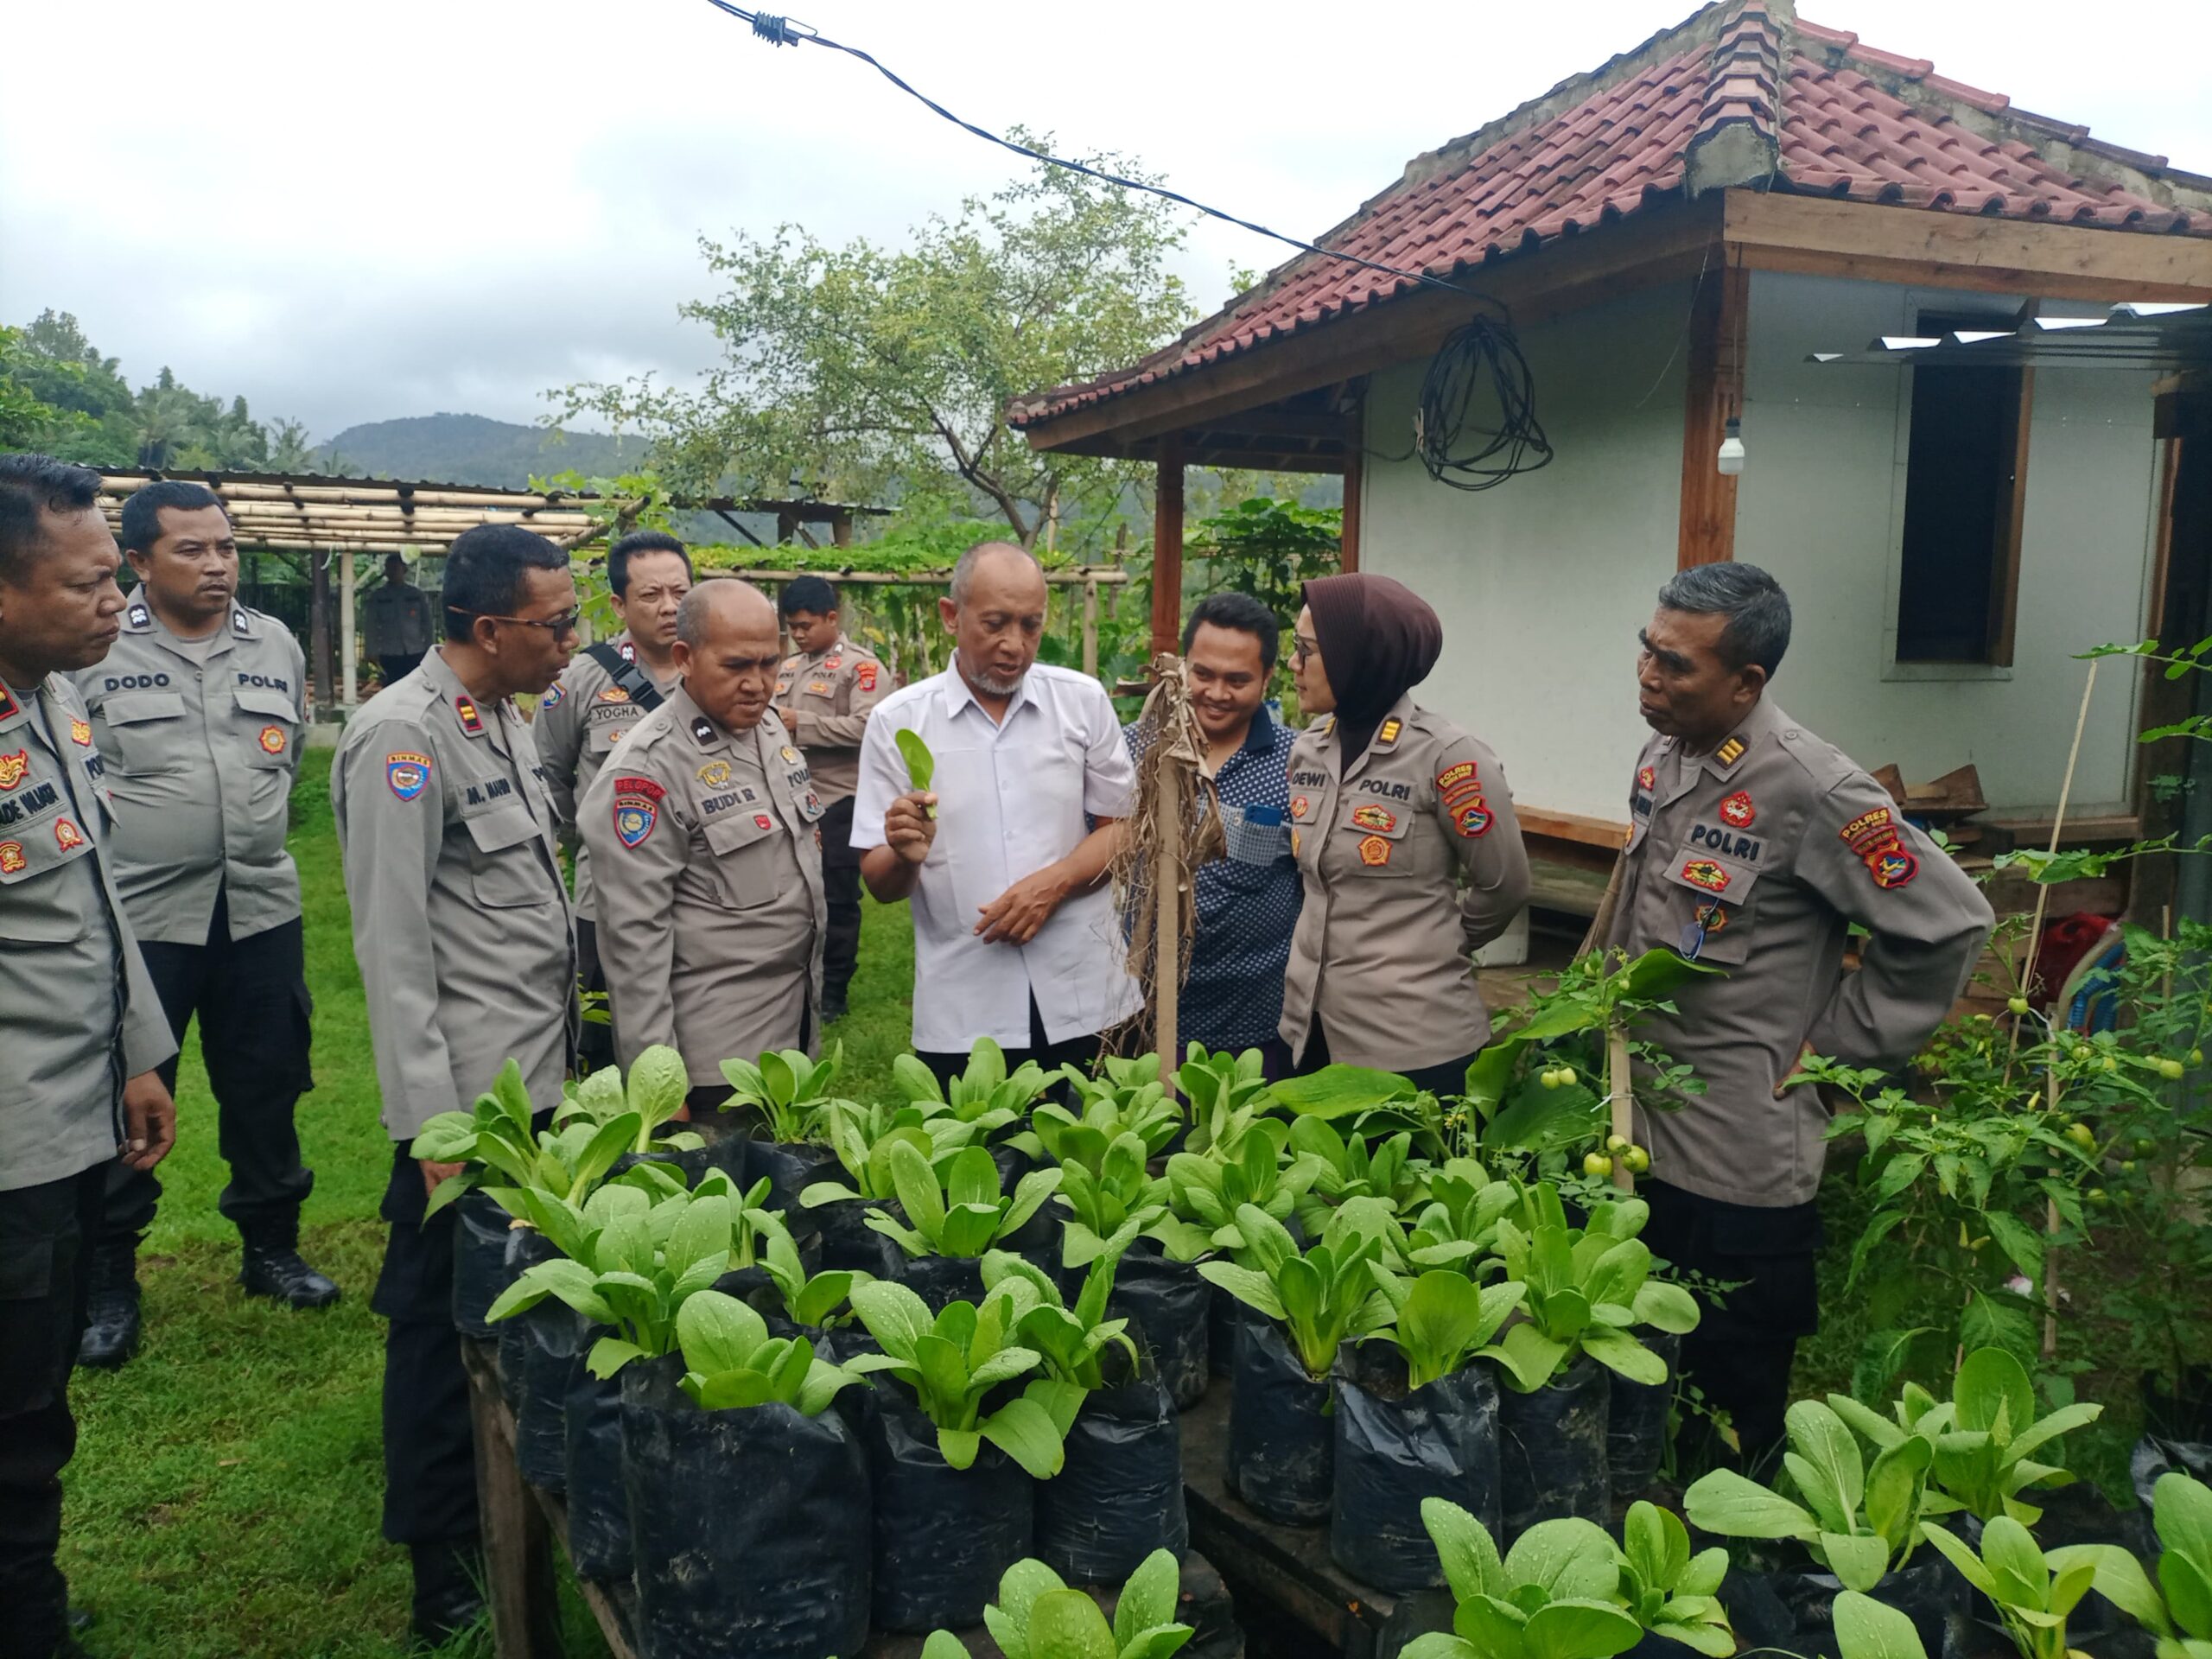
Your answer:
[960,651,1027,697]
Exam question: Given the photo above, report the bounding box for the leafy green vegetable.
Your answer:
[1404,1501,1644,1659]
[756,1224,867,1329]
[1833,1590,1933,1659]
[674,1289,863,1414]
[897,727,937,815]
[1197,1201,1395,1377]
[920,1548,1194,1659]
[2049,1470,2212,1659]
[1363,1268,1525,1391]
[982,1235,1141,1389]
[718,1041,845,1145]
[1617,1501,1735,1656]
[1918,1516,2100,1659]
[1174,1044,1274,1157]
[843,1279,1077,1478]
[867,1141,1062,1260]
[894,1041,1052,1145]
[1152,1124,1314,1262]
[1053,1131,1168,1268]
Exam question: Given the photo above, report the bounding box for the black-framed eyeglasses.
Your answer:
[459,607,582,636]
[1291,634,1321,665]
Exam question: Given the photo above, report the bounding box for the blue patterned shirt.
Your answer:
[1122,704,1303,1052]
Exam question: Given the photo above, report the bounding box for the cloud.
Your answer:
[4,0,2205,442]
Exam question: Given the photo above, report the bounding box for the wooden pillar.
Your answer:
[1340,402,1364,574]
[308,548,334,715]
[831,511,853,549]
[464,1347,566,1659]
[1677,257,1747,568]
[1082,577,1100,679]
[1151,435,1185,658]
[339,551,359,707]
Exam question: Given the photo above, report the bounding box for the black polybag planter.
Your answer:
[1112,1249,1211,1408]
[452,1190,517,1340]
[865,1390,1033,1631]
[499,1230,569,1490]
[1607,1329,1681,1499]
[811,1195,901,1274]
[1497,1353,1611,1538]
[612,1135,747,1191]
[563,1335,632,1583]
[748,1139,841,1223]
[898,1253,987,1313]
[1034,1363,1188,1583]
[1229,1319,1333,1523]
[620,1353,870,1659]
[1330,1344,1503,1592]
[1774,1557,1956,1659]
[1208,1283,1246,1377]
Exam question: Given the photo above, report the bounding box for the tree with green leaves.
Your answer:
[553,135,1196,550]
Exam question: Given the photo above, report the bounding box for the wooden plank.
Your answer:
[1154,436,1185,657]
[1726,192,2212,303]
[1341,396,1365,573]
[1986,366,2034,667]
[1676,262,1746,569]
[1023,198,1726,454]
[1516,807,1630,849]
[464,1344,569,1659]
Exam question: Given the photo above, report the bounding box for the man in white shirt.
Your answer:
[853,541,1140,1086]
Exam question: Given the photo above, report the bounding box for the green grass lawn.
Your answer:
[59,772,914,1657]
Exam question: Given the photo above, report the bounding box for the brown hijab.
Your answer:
[1302,573,1444,761]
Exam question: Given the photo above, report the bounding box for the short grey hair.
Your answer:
[1656,562,1792,677]
[675,576,772,649]
[949,540,1041,607]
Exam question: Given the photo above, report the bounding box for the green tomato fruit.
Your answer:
[2088,1187,2108,1205]
[2008,995,2031,1016]
[2160,1058,2186,1080]
[2120,1160,2139,1174]
[1605,1134,1630,1154]
[1624,1147,1650,1173]
[2193,1049,2206,1067]
[2101,1056,2120,1073]
[1539,1069,1560,1090]
[1557,1066,1579,1089]
[1583,1152,1613,1179]
[2066,1122,2097,1148]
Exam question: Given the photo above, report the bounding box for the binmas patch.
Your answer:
[1357,833,1391,868]
[612,775,665,848]
[1720,791,1755,829]
[1679,858,1730,893]
[1351,803,1396,833]
[259,725,287,755]
[1455,799,1494,839]
[385,752,432,800]
[1867,846,1918,889]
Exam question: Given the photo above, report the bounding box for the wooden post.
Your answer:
[1677,257,1747,569]
[467,1344,566,1658]
[1340,398,1363,573]
[308,548,334,716]
[1083,576,1100,680]
[831,510,853,549]
[1155,753,1180,1087]
[1152,435,1185,658]
[339,551,359,708]
[1108,522,1128,620]
[1607,1026,1635,1192]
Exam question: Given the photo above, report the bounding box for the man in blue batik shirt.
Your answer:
[1125,593,1303,1077]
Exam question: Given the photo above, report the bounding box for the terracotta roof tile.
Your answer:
[1010,2,2209,429]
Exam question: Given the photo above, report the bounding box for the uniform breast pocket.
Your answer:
[0,821,98,943]
[1660,850,1761,965]
[702,812,783,910]
[97,690,189,772]
[232,684,297,770]
[465,805,555,909]
[585,717,634,756]
[1337,797,1413,877]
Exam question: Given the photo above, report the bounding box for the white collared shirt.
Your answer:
[852,659,1142,1052]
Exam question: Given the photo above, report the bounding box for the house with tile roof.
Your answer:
[1011,0,2212,924]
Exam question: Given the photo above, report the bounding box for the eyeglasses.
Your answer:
[1291,635,1320,666]
[472,608,582,636]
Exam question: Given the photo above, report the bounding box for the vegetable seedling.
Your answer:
[1361,1268,1527,1391]
[897,727,938,816]
[674,1289,864,1414]
[867,1141,1062,1260]
[1198,1200,1396,1378]
[918,1548,1194,1659]
[1403,1500,1643,1659]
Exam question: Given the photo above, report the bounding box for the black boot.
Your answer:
[75,1241,141,1370]
[409,1540,485,1649]
[822,984,849,1023]
[239,1218,340,1310]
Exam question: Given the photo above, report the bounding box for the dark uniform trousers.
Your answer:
[573,917,615,1076]
[819,795,863,1003]
[1637,1177,1822,1471]
[0,1166,106,1659]
[104,887,315,1247]
[914,994,1103,1102]
[373,1144,477,1551]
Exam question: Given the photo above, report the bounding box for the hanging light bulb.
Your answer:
[1716,416,1745,477]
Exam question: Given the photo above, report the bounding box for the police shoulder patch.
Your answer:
[1867,847,1919,889]
[1454,799,1493,839]
[385,751,433,800]
[857,662,879,692]
[612,774,664,849]
[69,718,92,747]
[691,716,715,745]
[1437,760,1477,791]
[542,681,566,709]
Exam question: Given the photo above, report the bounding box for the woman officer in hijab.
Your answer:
[1278,573,1531,1092]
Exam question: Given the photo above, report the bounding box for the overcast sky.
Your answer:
[6,0,2207,443]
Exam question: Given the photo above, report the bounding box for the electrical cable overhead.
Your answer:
[704,2,1552,489]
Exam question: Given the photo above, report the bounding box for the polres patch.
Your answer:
[1679,858,1730,893]
[385,752,432,800]
[857,663,878,692]
[1436,760,1477,792]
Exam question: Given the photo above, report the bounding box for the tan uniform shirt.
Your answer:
[772,632,888,805]
[362,581,433,658]
[1603,696,1995,1207]
[1280,694,1531,1071]
[0,676,177,1191]
[72,591,306,944]
[532,632,678,919]
[332,651,576,1141]
[580,688,826,1085]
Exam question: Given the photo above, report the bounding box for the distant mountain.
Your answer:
[318,412,646,489]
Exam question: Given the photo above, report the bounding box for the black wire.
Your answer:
[709,2,1551,488]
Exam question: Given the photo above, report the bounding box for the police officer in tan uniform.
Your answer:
[585,580,825,1103]
[71,481,333,1371]
[773,575,887,1020]
[535,531,691,1068]
[1604,562,1993,1466]
[1280,574,1530,1092]
[332,524,578,1645]
[0,454,180,1659]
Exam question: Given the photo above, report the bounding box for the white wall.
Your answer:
[1738,271,2158,815]
[1361,281,1694,821]
[1359,270,2163,823]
